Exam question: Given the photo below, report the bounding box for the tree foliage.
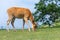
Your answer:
[33,0,60,24]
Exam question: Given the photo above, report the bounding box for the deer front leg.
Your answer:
[24,17,30,32]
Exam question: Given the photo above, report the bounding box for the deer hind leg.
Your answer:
[7,16,13,32]
[22,19,25,31]
[11,17,16,32]
[24,17,30,32]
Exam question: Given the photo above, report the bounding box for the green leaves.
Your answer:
[33,0,60,24]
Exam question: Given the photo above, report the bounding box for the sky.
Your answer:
[0,0,39,29]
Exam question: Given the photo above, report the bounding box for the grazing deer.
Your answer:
[7,7,37,32]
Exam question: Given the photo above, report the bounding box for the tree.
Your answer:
[33,0,60,26]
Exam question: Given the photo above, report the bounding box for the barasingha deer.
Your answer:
[7,7,37,32]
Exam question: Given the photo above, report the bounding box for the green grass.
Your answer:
[0,27,60,40]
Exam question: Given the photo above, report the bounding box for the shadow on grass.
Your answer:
[37,25,60,30]
[51,25,60,28]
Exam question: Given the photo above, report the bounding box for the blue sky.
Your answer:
[0,0,39,29]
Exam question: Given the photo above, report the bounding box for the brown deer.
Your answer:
[7,7,37,32]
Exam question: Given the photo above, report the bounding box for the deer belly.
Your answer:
[14,14,24,18]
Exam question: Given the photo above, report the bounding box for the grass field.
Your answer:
[0,27,60,40]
